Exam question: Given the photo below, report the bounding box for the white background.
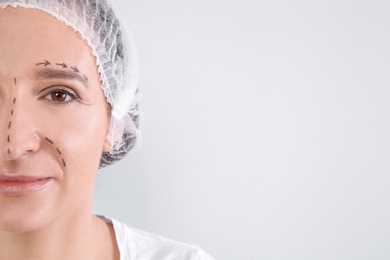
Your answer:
[93,1,390,259]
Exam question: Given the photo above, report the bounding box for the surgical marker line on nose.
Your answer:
[6,79,16,156]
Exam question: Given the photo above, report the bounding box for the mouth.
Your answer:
[0,176,52,196]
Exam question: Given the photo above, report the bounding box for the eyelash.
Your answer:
[40,86,80,105]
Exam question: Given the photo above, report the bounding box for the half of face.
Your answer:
[0,7,112,233]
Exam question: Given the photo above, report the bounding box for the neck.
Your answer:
[0,207,117,259]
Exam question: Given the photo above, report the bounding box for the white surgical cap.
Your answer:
[0,0,140,168]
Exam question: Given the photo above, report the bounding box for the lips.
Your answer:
[0,175,52,196]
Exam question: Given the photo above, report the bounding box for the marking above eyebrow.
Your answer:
[35,68,89,88]
[56,63,67,68]
[71,66,79,73]
[36,60,51,66]
[14,78,16,85]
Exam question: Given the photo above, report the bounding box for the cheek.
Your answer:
[43,102,109,172]
[68,109,108,166]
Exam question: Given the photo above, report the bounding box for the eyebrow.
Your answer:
[34,68,89,88]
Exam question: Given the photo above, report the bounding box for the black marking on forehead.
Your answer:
[56,63,67,69]
[45,137,54,145]
[7,135,10,143]
[11,109,13,116]
[8,121,11,129]
[14,78,16,85]
[36,60,51,66]
[13,98,16,105]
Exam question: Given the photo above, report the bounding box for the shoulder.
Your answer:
[97,215,214,260]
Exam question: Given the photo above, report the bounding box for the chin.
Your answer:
[0,214,49,234]
[0,197,58,234]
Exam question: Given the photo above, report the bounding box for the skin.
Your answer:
[0,7,119,260]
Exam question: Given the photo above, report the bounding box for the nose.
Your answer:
[0,95,41,161]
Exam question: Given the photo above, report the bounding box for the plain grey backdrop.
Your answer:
[93,1,390,259]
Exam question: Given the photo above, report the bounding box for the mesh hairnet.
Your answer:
[0,0,140,168]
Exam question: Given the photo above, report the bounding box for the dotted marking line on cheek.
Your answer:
[45,137,54,145]
[45,137,67,168]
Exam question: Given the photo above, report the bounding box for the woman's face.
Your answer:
[0,7,111,232]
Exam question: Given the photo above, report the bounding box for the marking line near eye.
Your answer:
[8,121,11,129]
[13,98,16,105]
[56,148,62,155]
[14,78,16,85]
[11,109,13,116]
[7,148,10,154]
[7,135,10,143]
[62,159,67,167]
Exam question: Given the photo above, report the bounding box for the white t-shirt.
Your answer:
[98,215,215,260]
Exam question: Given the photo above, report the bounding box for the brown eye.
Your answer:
[42,87,77,104]
[51,91,67,102]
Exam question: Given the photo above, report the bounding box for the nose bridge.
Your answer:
[0,80,40,160]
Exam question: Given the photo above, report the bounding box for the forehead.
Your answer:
[0,7,96,78]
